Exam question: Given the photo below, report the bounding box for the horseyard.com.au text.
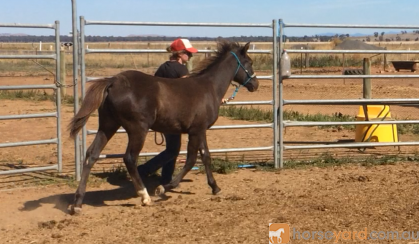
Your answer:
[293,228,419,242]
[269,223,419,243]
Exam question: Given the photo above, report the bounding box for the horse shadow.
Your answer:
[19,173,174,214]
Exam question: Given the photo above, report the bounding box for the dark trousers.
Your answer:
[137,133,181,185]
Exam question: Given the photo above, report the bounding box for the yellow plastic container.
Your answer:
[354,105,398,143]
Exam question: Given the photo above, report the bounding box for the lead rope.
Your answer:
[154,131,164,145]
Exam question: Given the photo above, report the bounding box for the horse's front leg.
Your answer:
[163,133,200,191]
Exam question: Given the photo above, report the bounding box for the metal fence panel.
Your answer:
[76,17,279,180]
[0,21,62,175]
[278,19,419,168]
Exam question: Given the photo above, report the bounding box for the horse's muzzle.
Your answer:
[245,77,259,92]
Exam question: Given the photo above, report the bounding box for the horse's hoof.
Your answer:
[69,206,82,216]
[142,197,152,206]
[212,186,222,195]
[155,185,165,196]
[163,184,173,192]
[163,183,179,192]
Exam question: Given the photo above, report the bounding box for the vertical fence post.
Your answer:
[55,20,62,173]
[277,19,284,169]
[363,58,371,99]
[80,16,87,165]
[305,44,309,68]
[72,0,81,181]
[363,58,371,121]
[273,19,279,169]
[60,48,66,98]
[300,50,303,74]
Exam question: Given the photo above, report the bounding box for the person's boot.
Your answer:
[160,159,176,185]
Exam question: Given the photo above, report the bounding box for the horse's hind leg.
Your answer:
[123,127,151,206]
[198,134,221,195]
[70,117,119,215]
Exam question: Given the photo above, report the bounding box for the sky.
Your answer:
[1,0,419,38]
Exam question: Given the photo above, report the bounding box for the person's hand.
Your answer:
[221,98,228,104]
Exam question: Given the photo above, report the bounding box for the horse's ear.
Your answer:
[241,42,251,55]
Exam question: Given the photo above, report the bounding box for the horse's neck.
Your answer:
[200,56,236,101]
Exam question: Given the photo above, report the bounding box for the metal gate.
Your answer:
[75,17,280,180]
[277,20,419,167]
[0,21,62,175]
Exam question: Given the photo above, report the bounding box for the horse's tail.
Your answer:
[68,78,114,139]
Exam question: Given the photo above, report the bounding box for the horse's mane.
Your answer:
[189,40,242,76]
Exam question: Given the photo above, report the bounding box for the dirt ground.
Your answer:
[1,66,419,243]
[1,163,419,244]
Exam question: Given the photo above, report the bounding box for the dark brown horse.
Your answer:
[68,40,259,214]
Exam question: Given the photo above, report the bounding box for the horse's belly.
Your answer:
[151,109,216,134]
[150,118,189,134]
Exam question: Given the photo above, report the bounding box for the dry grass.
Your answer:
[1,41,419,76]
[0,41,275,76]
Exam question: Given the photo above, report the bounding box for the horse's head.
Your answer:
[230,42,259,92]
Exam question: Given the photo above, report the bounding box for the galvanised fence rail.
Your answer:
[0,21,62,175]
